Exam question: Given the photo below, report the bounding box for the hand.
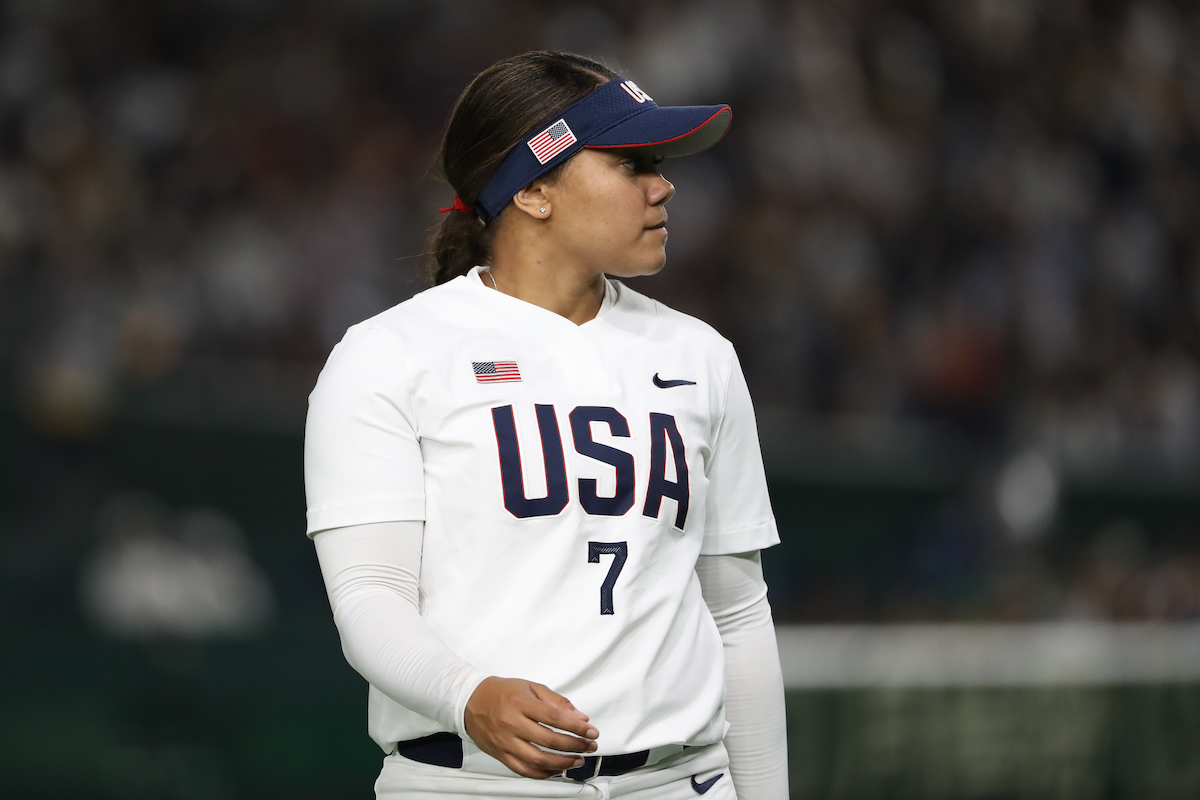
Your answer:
[464,677,600,779]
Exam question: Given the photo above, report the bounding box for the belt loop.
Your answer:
[591,755,603,780]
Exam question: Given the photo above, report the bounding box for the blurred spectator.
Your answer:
[2,0,1200,624]
[79,492,274,638]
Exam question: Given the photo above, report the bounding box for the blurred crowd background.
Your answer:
[4,0,1199,625]
[3,0,1200,797]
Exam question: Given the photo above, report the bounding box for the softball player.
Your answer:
[305,51,788,799]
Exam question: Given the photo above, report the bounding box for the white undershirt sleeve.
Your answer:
[312,520,490,741]
[696,551,789,800]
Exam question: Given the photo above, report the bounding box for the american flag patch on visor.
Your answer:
[527,119,577,165]
[473,360,522,383]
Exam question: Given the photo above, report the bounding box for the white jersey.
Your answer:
[305,266,779,755]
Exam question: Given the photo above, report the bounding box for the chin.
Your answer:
[604,244,668,279]
[612,260,666,279]
[635,248,670,277]
[643,257,667,276]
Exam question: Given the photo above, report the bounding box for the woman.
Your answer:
[305,51,788,799]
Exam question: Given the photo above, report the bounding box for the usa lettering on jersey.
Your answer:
[490,403,689,529]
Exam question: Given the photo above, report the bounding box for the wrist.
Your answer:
[454,670,493,743]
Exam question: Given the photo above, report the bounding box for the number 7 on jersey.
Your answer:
[588,541,628,615]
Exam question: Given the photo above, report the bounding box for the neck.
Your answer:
[487,227,605,326]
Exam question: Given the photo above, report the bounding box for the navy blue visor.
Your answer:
[474,78,731,222]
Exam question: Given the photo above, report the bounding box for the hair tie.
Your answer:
[439,196,476,216]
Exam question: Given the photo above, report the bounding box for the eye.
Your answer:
[620,154,665,173]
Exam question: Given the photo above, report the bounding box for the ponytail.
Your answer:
[423,51,617,286]
[429,208,491,286]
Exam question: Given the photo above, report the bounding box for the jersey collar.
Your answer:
[466,266,618,326]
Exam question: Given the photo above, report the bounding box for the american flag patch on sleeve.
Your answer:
[527,119,577,165]
[473,360,522,383]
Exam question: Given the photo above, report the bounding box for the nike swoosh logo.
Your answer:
[653,373,697,388]
[691,772,724,794]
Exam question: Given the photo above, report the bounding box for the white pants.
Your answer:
[375,741,737,800]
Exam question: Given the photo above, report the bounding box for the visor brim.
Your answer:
[585,105,732,157]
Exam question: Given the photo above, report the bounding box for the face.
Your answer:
[541,148,675,278]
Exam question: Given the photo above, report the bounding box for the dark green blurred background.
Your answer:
[4,406,1200,798]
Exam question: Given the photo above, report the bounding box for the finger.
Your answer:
[483,731,557,780]
[530,684,590,721]
[523,702,599,741]
[519,689,598,739]
[507,740,586,775]
[504,715,595,754]
[524,725,598,754]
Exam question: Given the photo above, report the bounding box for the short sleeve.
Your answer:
[701,349,780,555]
[304,325,425,536]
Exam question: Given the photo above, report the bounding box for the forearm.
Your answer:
[718,595,788,800]
[697,553,789,800]
[313,521,489,737]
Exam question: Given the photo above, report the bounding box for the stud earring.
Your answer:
[539,207,547,214]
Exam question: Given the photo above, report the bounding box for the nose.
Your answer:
[648,174,675,206]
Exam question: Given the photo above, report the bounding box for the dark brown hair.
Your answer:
[426,51,617,286]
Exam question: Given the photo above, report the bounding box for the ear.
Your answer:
[511,180,552,219]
